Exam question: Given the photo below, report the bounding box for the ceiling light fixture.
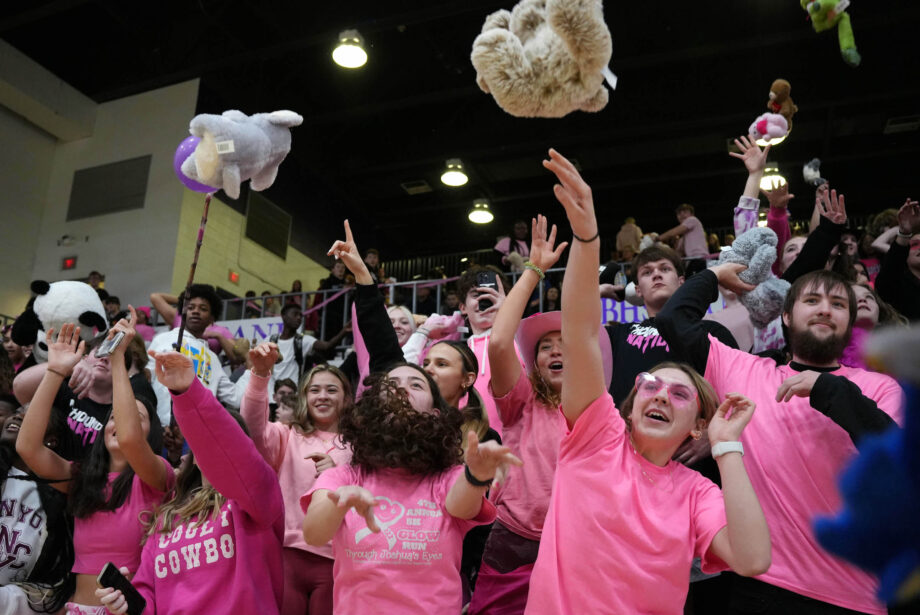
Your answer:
[759,164,786,192]
[332,30,367,69]
[440,158,468,187]
[468,198,493,224]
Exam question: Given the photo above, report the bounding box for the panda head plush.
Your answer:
[11,281,109,363]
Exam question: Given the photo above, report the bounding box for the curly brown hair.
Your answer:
[340,368,463,475]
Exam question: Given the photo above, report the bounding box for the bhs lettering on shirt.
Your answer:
[153,505,233,578]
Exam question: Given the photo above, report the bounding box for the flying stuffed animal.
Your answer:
[767,79,798,128]
[180,109,303,199]
[471,0,615,118]
[11,281,108,363]
[718,227,792,328]
[801,0,861,67]
[803,157,827,187]
[749,112,789,142]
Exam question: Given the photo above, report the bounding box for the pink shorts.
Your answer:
[65,603,107,615]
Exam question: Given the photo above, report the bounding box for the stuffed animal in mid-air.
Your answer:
[11,281,108,363]
[471,0,614,118]
[718,227,792,328]
[749,112,789,142]
[180,110,304,199]
[801,0,861,67]
[803,158,827,187]
[767,79,798,128]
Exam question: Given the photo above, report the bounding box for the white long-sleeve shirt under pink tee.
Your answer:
[131,378,285,615]
[527,393,728,615]
[240,372,352,557]
[303,464,495,614]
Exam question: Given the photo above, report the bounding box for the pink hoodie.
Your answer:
[131,378,285,614]
[240,372,352,557]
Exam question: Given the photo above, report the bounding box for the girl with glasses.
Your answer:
[525,149,771,615]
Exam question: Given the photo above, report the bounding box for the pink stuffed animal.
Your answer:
[749,112,789,141]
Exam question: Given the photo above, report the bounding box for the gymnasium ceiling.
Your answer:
[3,1,920,265]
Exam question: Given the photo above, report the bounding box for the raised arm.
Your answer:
[328,220,403,372]
[108,307,169,492]
[489,215,567,397]
[783,188,847,283]
[706,394,771,576]
[240,342,286,467]
[446,431,521,519]
[871,225,899,255]
[544,149,604,422]
[15,326,82,488]
[150,350,283,528]
[149,292,179,326]
[728,135,770,236]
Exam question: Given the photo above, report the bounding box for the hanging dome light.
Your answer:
[755,131,788,147]
[760,164,787,192]
[468,198,493,224]
[333,30,367,69]
[440,158,468,187]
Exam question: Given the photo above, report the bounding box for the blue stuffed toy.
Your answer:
[813,329,920,606]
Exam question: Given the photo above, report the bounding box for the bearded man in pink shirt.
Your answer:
[656,267,904,615]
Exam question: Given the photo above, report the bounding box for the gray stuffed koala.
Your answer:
[181,110,303,199]
[718,227,791,329]
[471,0,613,118]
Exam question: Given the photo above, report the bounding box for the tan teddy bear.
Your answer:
[471,0,613,118]
[767,79,798,128]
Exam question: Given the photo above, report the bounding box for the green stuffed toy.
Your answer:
[801,0,861,67]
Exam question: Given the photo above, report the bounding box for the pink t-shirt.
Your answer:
[72,457,176,574]
[704,335,904,615]
[303,464,496,614]
[526,393,728,615]
[678,215,709,259]
[489,371,566,540]
[240,373,353,557]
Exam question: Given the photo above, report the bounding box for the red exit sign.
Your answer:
[62,256,78,270]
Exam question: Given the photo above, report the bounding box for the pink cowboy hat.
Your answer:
[514,311,613,390]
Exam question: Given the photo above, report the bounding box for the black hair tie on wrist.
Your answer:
[464,464,493,487]
[572,230,600,243]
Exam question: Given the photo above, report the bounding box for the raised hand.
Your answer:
[710,263,757,296]
[464,431,523,487]
[708,393,756,444]
[762,180,795,209]
[327,220,372,284]
[543,149,597,240]
[45,324,86,378]
[897,198,920,235]
[328,485,380,533]
[148,350,196,394]
[419,313,463,340]
[729,135,771,175]
[248,342,279,377]
[106,306,138,358]
[528,214,569,271]
[775,370,821,403]
[818,188,847,225]
[306,452,336,477]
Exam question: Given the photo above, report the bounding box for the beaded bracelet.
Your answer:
[523,261,545,280]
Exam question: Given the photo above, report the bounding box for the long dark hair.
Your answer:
[433,341,490,441]
[1,409,75,612]
[341,364,463,475]
[68,404,163,518]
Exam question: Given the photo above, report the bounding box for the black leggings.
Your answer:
[728,575,874,615]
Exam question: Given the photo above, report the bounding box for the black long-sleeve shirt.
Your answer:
[874,241,920,321]
[657,270,898,444]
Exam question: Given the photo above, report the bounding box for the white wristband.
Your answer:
[711,441,744,458]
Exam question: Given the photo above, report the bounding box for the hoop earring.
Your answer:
[690,430,702,441]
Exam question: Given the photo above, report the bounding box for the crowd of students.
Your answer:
[0,138,917,615]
